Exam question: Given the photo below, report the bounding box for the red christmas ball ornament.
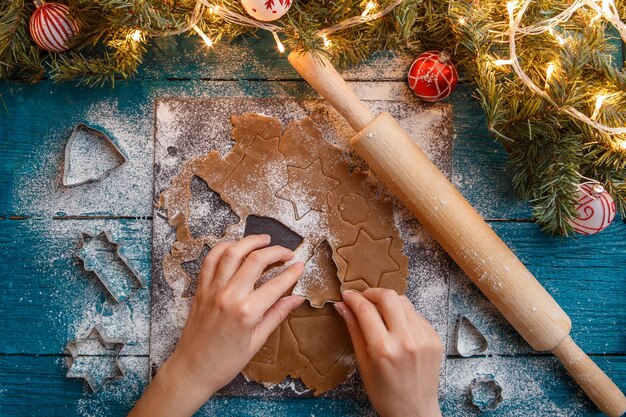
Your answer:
[568,183,616,235]
[29,0,79,53]
[408,51,458,102]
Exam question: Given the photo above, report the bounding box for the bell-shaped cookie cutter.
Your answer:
[63,123,127,187]
[66,325,127,392]
[77,230,143,303]
[468,373,504,411]
[455,315,488,357]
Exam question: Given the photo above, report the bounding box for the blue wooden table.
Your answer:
[1,35,625,416]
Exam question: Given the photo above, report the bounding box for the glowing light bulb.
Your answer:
[459,17,466,25]
[592,95,606,120]
[362,1,376,16]
[507,2,515,15]
[544,63,555,88]
[272,32,285,54]
[322,33,332,48]
[546,63,555,79]
[548,28,565,45]
[619,140,626,150]
[130,30,142,42]
[494,59,513,66]
[193,24,213,47]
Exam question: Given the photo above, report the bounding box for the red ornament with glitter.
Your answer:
[29,0,79,53]
[568,183,616,235]
[408,51,458,102]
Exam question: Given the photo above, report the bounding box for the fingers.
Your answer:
[214,234,271,284]
[248,262,304,312]
[341,290,388,345]
[231,245,296,289]
[197,241,234,292]
[253,295,304,345]
[334,302,367,360]
[361,288,411,334]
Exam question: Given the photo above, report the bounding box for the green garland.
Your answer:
[448,0,626,234]
[1,0,624,235]
[0,0,429,85]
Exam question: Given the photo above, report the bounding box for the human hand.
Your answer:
[130,234,304,417]
[334,289,443,417]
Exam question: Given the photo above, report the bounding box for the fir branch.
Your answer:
[0,0,45,82]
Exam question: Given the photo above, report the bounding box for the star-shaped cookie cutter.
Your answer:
[66,325,127,392]
[77,230,143,303]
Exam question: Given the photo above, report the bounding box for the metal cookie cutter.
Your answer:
[455,315,488,357]
[66,325,127,392]
[77,230,143,303]
[63,123,127,187]
[468,374,504,411]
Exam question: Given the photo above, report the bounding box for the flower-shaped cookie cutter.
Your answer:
[63,123,127,187]
[66,325,127,392]
[468,373,504,411]
[77,230,143,303]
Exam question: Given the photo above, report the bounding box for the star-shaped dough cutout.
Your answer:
[66,326,126,392]
[275,158,339,220]
[336,229,400,287]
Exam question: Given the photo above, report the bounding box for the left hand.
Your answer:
[130,234,305,417]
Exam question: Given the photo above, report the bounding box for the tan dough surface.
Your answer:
[159,113,408,395]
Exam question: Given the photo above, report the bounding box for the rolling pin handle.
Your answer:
[288,51,374,131]
[552,336,626,417]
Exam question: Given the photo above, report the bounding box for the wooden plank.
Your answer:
[139,34,414,82]
[2,217,623,357]
[0,218,151,355]
[450,86,532,220]
[0,80,528,220]
[2,354,625,416]
[0,354,376,417]
[443,355,626,417]
[1,80,445,218]
[447,220,626,356]
[0,354,149,417]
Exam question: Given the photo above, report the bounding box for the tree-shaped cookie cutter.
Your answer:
[63,123,127,187]
[66,325,127,392]
[77,230,143,303]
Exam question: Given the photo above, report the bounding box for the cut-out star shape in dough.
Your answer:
[66,325,126,392]
[336,229,400,287]
[276,159,339,220]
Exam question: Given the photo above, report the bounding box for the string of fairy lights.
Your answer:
[476,0,626,141]
[129,0,626,147]
[144,0,401,54]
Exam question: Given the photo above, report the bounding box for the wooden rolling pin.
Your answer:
[288,50,626,417]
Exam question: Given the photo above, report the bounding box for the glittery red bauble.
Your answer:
[29,1,79,53]
[408,51,458,102]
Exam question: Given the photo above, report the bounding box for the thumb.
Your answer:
[253,295,304,346]
[334,302,367,361]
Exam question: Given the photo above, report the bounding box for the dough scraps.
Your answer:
[159,113,408,395]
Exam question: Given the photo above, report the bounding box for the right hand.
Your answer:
[334,288,443,417]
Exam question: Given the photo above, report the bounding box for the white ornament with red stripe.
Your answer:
[568,183,616,235]
[408,50,458,102]
[29,0,79,53]
[241,0,291,22]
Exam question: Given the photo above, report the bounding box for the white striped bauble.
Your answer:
[568,183,616,235]
[29,1,79,53]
